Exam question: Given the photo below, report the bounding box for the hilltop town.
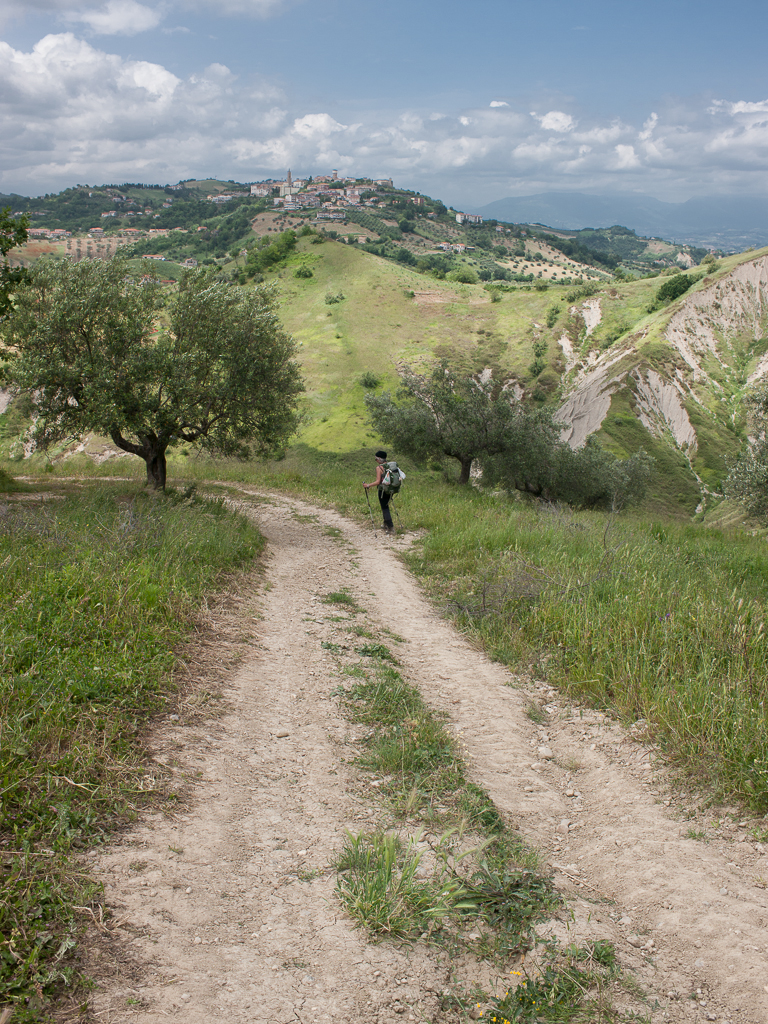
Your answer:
[3,170,710,285]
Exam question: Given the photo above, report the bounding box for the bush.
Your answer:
[294,265,313,278]
[655,273,694,305]
[0,467,19,492]
[359,371,381,389]
[447,267,479,285]
[325,291,345,304]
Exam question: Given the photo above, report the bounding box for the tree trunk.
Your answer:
[109,430,167,489]
[145,447,167,490]
[458,456,474,485]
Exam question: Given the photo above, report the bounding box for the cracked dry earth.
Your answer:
[89,491,768,1024]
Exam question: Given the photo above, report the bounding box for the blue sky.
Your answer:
[2,0,768,206]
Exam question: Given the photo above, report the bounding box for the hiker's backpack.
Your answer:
[381,461,405,495]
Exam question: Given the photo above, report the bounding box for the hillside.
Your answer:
[266,238,768,517]
[3,180,767,519]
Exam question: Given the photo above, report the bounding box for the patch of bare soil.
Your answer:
[88,492,768,1024]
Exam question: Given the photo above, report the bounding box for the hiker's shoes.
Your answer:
[383,525,395,535]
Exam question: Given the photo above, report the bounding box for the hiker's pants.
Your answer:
[377,487,393,528]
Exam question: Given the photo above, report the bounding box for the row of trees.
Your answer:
[365,363,654,509]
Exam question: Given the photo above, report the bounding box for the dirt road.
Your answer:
[89,491,768,1024]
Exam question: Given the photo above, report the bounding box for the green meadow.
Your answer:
[3,235,768,1017]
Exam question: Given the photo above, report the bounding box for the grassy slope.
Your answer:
[266,240,766,517]
[272,238,605,450]
[4,238,768,517]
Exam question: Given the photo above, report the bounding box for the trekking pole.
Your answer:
[390,497,403,533]
[364,487,378,533]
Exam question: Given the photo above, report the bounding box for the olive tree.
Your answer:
[367,359,653,507]
[3,256,304,488]
[364,361,562,485]
[0,207,28,317]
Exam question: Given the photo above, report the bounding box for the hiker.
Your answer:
[364,449,396,535]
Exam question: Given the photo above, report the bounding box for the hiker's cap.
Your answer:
[375,450,387,459]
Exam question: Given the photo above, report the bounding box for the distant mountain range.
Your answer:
[470,192,768,250]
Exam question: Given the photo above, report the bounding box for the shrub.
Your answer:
[359,371,381,389]
[294,265,313,278]
[655,273,694,305]
[447,267,479,285]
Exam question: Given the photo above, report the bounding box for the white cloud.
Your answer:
[489,100,509,108]
[292,113,347,138]
[713,99,768,116]
[614,144,640,169]
[638,112,658,141]
[67,0,162,35]
[3,33,768,204]
[532,110,575,132]
[193,0,291,11]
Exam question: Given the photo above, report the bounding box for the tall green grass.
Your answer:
[0,485,264,1018]
[408,501,768,809]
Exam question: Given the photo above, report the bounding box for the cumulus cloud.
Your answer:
[489,100,509,108]
[3,32,768,204]
[532,110,576,132]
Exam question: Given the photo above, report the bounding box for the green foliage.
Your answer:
[366,362,650,507]
[0,467,20,492]
[651,272,702,308]
[4,257,304,488]
[565,281,599,302]
[325,291,345,304]
[447,267,479,284]
[395,247,416,265]
[0,207,29,318]
[332,623,552,950]
[365,361,549,485]
[245,229,297,275]
[335,831,468,937]
[550,438,655,511]
[294,265,313,278]
[0,486,264,1015]
[359,371,381,389]
[545,305,560,328]
[487,939,619,1022]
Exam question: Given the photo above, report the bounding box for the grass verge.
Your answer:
[0,484,264,1020]
[327,603,640,1022]
[331,632,557,960]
